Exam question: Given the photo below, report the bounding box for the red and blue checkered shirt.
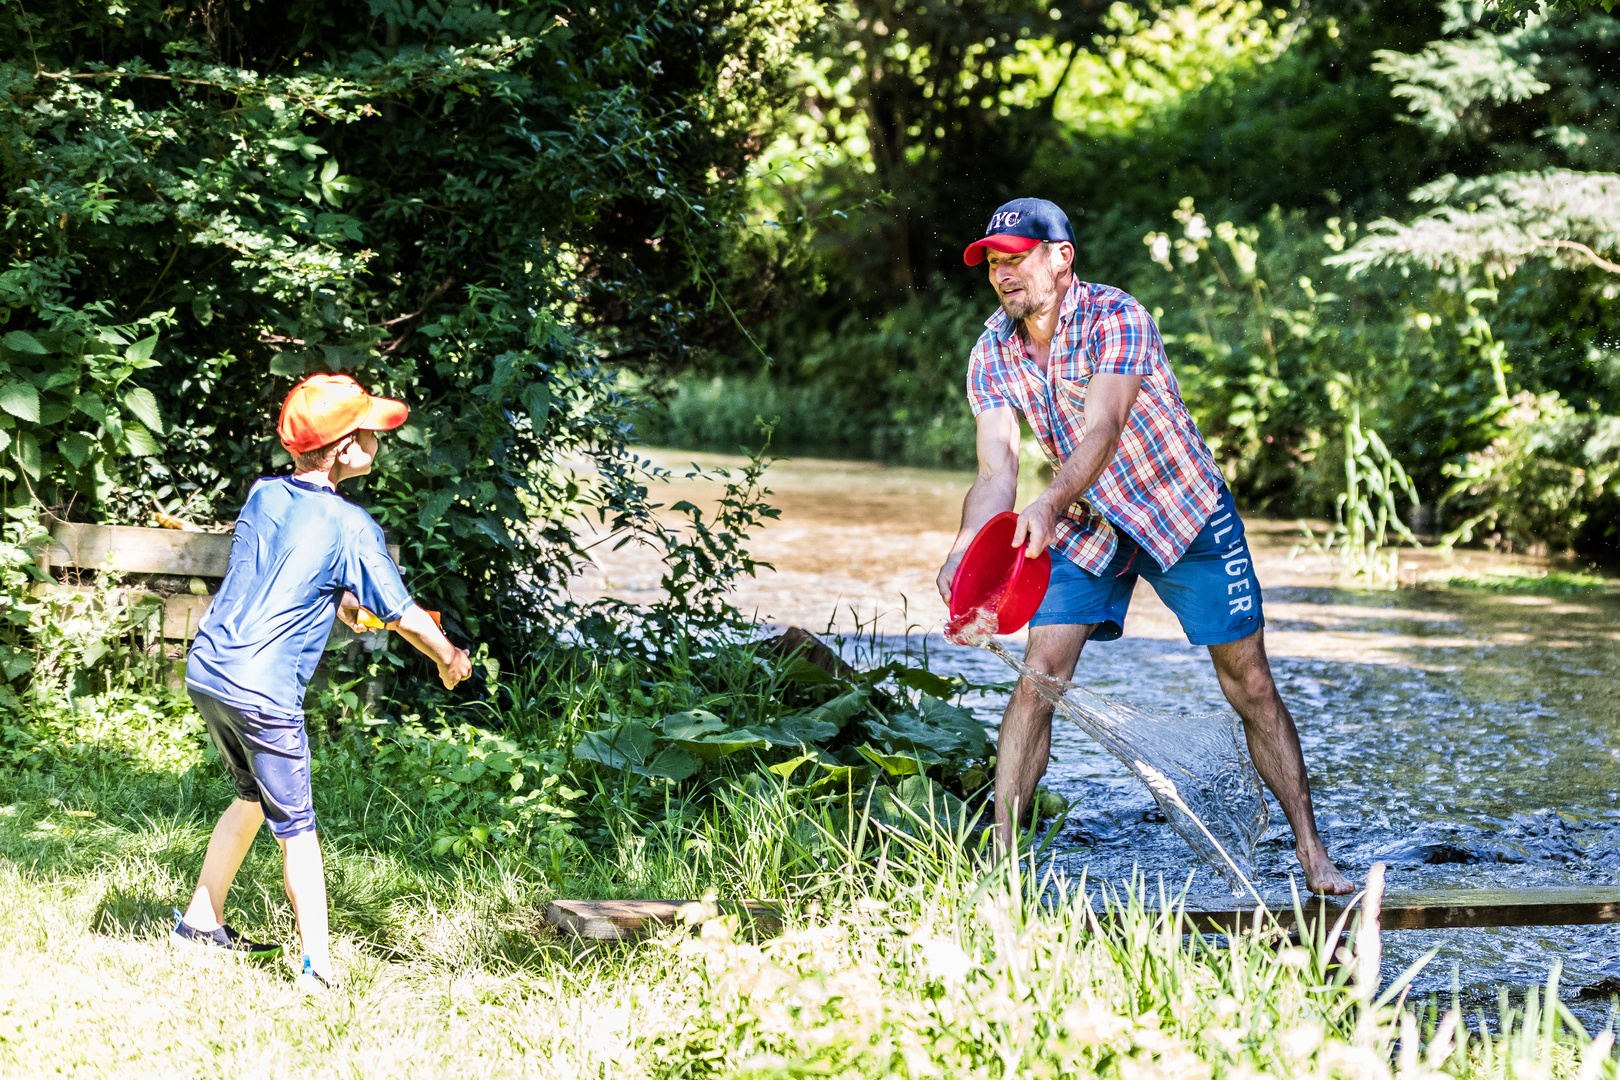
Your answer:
[966,279,1224,574]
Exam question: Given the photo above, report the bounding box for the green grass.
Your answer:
[1434,568,1617,596]
[0,693,1613,1078]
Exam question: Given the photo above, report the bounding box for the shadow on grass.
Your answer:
[0,744,583,975]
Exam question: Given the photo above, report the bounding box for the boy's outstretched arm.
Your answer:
[393,605,473,688]
[338,592,472,688]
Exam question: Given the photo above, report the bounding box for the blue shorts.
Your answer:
[188,689,317,839]
[1028,486,1264,646]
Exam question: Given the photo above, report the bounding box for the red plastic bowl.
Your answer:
[946,511,1052,639]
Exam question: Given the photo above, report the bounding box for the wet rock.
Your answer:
[760,627,857,679]
[1578,976,1620,1000]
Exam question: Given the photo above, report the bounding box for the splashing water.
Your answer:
[986,640,1269,894]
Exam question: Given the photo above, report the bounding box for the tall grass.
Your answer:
[0,722,1612,1077]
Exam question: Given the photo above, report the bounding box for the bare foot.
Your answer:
[1298,847,1355,896]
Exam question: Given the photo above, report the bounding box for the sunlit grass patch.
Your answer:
[1432,568,1616,595]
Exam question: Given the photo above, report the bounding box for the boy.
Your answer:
[173,373,473,991]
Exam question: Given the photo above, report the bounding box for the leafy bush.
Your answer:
[0,0,812,654]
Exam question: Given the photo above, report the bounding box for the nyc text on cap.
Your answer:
[278,373,409,454]
[962,198,1077,266]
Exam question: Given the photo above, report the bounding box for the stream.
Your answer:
[578,450,1620,1025]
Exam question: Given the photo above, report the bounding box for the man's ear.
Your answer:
[1054,241,1076,273]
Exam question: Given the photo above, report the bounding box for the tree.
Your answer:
[0,0,811,645]
[1328,169,1620,277]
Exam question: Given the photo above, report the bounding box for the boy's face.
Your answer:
[332,430,379,483]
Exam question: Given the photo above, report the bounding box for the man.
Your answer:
[174,373,474,989]
[936,198,1351,895]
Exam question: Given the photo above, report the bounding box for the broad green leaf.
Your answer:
[269,352,306,377]
[570,722,658,771]
[917,696,991,758]
[632,747,701,781]
[675,729,770,760]
[0,382,38,422]
[779,656,841,685]
[808,762,867,790]
[321,158,340,183]
[14,432,39,480]
[525,383,551,420]
[125,335,159,366]
[0,648,33,681]
[875,775,971,832]
[59,432,94,469]
[123,422,159,458]
[767,752,817,780]
[761,712,840,745]
[864,713,964,758]
[798,687,869,731]
[418,489,455,529]
[855,743,935,777]
[123,387,163,433]
[892,665,959,699]
[75,392,106,422]
[659,709,728,741]
[1,331,47,356]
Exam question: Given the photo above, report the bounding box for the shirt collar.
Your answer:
[984,277,1086,343]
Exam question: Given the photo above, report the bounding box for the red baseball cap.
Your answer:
[963,198,1077,265]
[278,373,409,453]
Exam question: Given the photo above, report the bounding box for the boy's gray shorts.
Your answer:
[188,689,317,839]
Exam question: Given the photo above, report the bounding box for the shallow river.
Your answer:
[578,451,1620,1023]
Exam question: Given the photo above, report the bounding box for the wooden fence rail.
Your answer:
[37,522,400,641]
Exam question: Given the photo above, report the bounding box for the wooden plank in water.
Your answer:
[545,899,783,941]
[1178,887,1620,935]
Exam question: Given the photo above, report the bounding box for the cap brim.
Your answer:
[963,234,1042,266]
[356,395,409,432]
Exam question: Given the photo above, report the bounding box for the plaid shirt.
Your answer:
[966,279,1224,574]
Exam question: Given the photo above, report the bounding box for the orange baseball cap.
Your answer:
[278,373,409,453]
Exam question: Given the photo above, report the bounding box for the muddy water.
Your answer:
[576,451,1620,1021]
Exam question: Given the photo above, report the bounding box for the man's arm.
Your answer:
[936,407,1021,603]
[1010,372,1143,557]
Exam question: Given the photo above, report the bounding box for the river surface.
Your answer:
[575,451,1620,1024]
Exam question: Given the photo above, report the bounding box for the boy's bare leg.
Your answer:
[183,798,265,929]
[993,622,1094,852]
[1207,629,1354,895]
[280,831,331,971]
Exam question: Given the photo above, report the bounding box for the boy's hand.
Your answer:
[438,647,473,689]
[336,591,361,630]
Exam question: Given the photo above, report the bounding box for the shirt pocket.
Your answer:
[1052,373,1092,436]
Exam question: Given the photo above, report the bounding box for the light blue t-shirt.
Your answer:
[186,476,414,719]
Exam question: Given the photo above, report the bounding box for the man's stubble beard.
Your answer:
[999,265,1056,322]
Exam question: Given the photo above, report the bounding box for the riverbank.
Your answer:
[572,450,1616,636]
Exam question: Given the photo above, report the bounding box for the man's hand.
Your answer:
[936,551,965,603]
[1010,496,1061,559]
[437,647,473,690]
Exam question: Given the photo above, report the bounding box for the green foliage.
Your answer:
[1331,170,1620,280]
[1438,390,1620,553]
[0,0,813,653]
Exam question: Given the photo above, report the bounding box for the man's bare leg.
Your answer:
[993,622,1094,853]
[182,798,265,930]
[1207,629,1353,895]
